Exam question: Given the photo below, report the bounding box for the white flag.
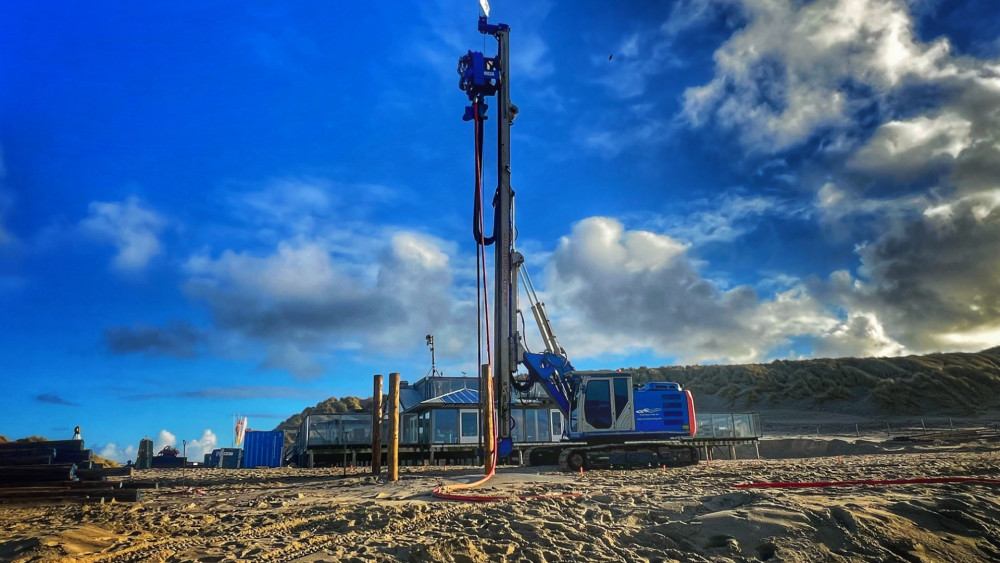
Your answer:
[236,416,248,446]
[479,0,490,17]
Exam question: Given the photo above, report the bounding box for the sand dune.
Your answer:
[1,439,999,562]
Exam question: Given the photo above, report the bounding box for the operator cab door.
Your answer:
[576,375,635,435]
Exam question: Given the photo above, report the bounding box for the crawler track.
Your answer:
[555,443,700,471]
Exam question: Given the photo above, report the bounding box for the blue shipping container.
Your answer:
[242,430,284,468]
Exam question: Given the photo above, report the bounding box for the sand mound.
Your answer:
[1,443,999,562]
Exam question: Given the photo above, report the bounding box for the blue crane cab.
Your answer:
[568,372,696,442]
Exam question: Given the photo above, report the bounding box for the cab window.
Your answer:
[613,377,630,420]
[584,379,612,429]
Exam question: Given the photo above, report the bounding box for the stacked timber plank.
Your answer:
[0,439,141,504]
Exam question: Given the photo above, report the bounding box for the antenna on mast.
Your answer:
[426,334,437,377]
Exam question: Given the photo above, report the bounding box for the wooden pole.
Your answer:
[481,363,495,475]
[371,374,383,476]
[388,372,401,481]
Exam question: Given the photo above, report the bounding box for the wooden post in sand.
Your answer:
[481,363,495,475]
[372,374,383,476]
[388,372,401,481]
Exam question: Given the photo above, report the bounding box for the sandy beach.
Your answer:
[2,435,999,563]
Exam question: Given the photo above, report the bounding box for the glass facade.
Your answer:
[302,414,373,447]
[432,410,458,443]
[695,412,761,438]
[298,410,761,450]
[460,411,478,438]
[509,408,557,443]
[402,414,418,444]
[418,412,430,444]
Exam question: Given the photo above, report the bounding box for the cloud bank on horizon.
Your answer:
[2,0,999,459]
[152,0,1000,370]
[7,0,999,373]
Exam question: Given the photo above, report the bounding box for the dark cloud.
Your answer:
[952,142,1000,193]
[203,292,394,341]
[129,385,317,401]
[837,196,1000,351]
[36,393,80,406]
[181,232,473,378]
[104,322,201,358]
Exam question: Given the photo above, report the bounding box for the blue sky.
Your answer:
[2,0,999,462]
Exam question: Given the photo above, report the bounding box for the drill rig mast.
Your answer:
[459,16,698,469]
[459,17,518,458]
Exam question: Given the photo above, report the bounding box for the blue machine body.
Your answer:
[632,382,695,435]
[523,352,695,443]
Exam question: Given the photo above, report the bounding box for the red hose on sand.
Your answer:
[735,476,1000,489]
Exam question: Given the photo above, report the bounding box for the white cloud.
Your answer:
[544,217,842,363]
[184,429,218,463]
[238,179,332,237]
[813,311,907,358]
[661,0,731,37]
[186,239,349,302]
[675,1,1000,363]
[849,112,972,177]
[537,215,982,362]
[815,181,928,224]
[150,429,217,462]
[98,443,138,464]
[513,32,554,81]
[81,196,166,273]
[645,193,807,246]
[682,0,957,152]
[154,429,176,453]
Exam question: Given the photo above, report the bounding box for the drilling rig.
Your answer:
[459,16,699,469]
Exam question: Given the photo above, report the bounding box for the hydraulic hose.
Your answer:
[433,101,578,503]
[432,100,500,500]
[472,102,497,246]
